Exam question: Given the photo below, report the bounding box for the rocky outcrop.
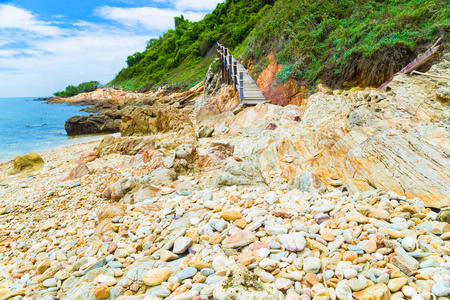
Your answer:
[9,152,44,175]
[216,157,268,189]
[255,53,307,106]
[217,60,450,207]
[120,105,196,142]
[64,113,121,136]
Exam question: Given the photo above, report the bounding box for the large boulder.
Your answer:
[215,157,268,188]
[9,152,44,175]
[120,105,196,140]
[172,144,197,175]
[65,114,120,136]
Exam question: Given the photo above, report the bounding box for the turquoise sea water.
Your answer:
[0,97,102,163]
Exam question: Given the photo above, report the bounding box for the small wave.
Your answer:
[23,124,47,128]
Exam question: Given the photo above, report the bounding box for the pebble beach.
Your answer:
[0,134,449,300]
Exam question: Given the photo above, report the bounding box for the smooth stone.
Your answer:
[275,278,293,291]
[205,275,225,285]
[316,204,335,213]
[43,278,57,288]
[348,245,364,254]
[93,284,109,299]
[401,237,418,252]
[347,276,367,292]
[303,257,321,274]
[353,283,390,300]
[172,237,193,254]
[143,268,171,286]
[388,277,408,292]
[432,281,450,297]
[222,230,256,248]
[265,225,288,235]
[176,267,197,280]
[200,268,215,277]
[146,286,171,297]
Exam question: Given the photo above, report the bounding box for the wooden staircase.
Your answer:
[217,42,266,106]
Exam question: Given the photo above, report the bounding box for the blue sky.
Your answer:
[0,0,223,97]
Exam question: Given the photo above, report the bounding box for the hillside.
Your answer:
[110,0,450,93]
[109,0,274,91]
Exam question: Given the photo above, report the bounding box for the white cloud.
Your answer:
[0,1,223,97]
[0,31,150,97]
[173,0,224,11]
[95,6,205,31]
[0,4,65,36]
[0,5,150,97]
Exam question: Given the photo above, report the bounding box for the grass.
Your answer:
[240,0,450,87]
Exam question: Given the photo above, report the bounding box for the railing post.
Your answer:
[239,72,244,103]
[233,61,238,91]
[218,44,225,83]
[224,48,230,85]
[228,53,232,85]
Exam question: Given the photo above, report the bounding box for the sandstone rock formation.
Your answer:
[202,60,450,207]
[9,152,44,175]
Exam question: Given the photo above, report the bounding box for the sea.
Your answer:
[0,97,106,163]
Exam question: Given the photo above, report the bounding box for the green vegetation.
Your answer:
[109,0,275,91]
[110,0,450,91]
[53,81,101,97]
[240,0,450,87]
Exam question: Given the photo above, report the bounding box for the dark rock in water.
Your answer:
[34,97,50,101]
[65,110,122,135]
[9,152,44,175]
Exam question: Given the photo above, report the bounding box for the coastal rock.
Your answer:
[93,284,110,299]
[172,237,193,254]
[353,283,391,300]
[215,157,268,188]
[65,163,90,181]
[222,230,256,248]
[65,114,120,135]
[143,268,171,286]
[437,207,450,223]
[120,105,196,143]
[213,264,283,300]
[303,257,321,274]
[9,152,44,175]
[198,125,214,138]
[277,233,306,252]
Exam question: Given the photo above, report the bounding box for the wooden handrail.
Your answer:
[217,42,241,101]
[217,42,266,105]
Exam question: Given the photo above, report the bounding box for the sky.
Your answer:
[0,0,223,97]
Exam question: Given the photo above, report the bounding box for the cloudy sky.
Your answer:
[0,0,223,97]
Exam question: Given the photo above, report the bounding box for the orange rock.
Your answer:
[93,284,110,299]
[343,251,358,262]
[193,273,206,283]
[234,218,247,229]
[305,273,319,285]
[220,211,242,221]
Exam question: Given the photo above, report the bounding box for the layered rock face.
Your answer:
[202,61,450,208]
[120,105,197,144]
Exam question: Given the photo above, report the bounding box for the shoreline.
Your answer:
[0,132,118,165]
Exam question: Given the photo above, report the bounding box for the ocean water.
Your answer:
[0,97,104,163]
